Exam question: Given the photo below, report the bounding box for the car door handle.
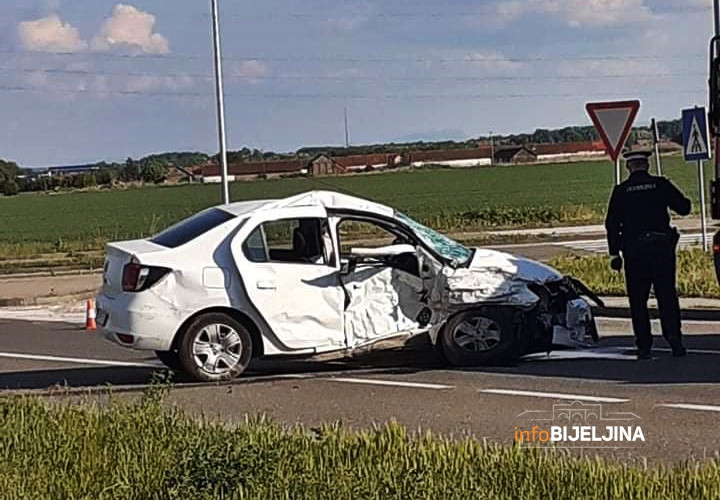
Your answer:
[256,280,276,290]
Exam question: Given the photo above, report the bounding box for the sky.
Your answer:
[0,0,715,167]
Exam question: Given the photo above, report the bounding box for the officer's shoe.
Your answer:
[671,344,687,357]
[637,349,653,360]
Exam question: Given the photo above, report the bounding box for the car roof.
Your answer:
[218,190,396,219]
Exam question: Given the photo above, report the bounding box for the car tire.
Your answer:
[440,307,521,367]
[177,313,253,382]
[155,350,183,372]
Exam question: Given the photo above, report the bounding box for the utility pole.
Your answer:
[211,0,229,205]
[714,0,720,178]
[489,131,495,166]
[344,107,350,148]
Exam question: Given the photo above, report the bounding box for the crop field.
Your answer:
[0,157,710,258]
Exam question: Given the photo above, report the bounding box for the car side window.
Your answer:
[337,219,410,254]
[242,218,329,265]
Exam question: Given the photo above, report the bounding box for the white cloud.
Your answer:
[320,3,374,32]
[557,58,671,77]
[423,50,527,75]
[18,14,88,53]
[481,0,653,28]
[231,60,270,84]
[92,4,169,54]
[124,74,194,92]
[552,0,653,27]
[233,60,269,78]
[322,15,369,32]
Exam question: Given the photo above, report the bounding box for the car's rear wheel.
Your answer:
[155,350,183,372]
[177,313,253,382]
[441,307,521,367]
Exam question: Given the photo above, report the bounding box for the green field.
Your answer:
[0,157,710,258]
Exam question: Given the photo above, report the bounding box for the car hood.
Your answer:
[466,248,563,284]
[432,248,563,308]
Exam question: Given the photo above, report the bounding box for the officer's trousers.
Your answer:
[623,239,683,352]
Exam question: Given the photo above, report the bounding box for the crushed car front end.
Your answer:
[427,248,601,357]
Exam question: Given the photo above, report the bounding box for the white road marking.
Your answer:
[599,346,720,356]
[521,350,637,361]
[657,403,720,413]
[325,377,454,390]
[598,317,720,326]
[0,351,162,368]
[559,233,707,254]
[480,388,629,403]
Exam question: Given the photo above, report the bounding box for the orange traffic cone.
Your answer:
[85,299,97,331]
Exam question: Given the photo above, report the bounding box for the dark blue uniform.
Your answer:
[605,169,691,356]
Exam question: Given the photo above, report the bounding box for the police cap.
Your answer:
[622,149,652,162]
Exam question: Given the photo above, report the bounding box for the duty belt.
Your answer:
[631,230,677,246]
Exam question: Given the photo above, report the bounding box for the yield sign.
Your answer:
[585,100,641,161]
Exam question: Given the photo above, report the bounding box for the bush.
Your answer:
[548,249,720,298]
[2,181,19,196]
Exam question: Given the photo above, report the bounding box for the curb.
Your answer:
[593,306,720,322]
[0,269,102,280]
[0,290,97,308]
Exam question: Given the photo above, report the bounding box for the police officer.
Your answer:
[604,149,691,359]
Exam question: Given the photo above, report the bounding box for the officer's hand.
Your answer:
[610,255,623,272]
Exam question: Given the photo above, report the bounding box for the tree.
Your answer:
[0,160,21,184]
[121,157,141,182]
[141,161,167,184]
[2,181,19,196]
[96,168,116,186]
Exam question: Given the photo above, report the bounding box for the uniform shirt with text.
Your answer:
[604,170,691,256]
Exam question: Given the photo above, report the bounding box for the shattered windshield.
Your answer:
[396,213,473,266]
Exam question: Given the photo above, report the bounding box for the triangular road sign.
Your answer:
[585,100,641,161]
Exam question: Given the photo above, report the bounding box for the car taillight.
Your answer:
[122,260,170,292]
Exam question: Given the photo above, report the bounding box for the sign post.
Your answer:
[651,118,663,176]
[682,106,711,251]
[586,100,641,185]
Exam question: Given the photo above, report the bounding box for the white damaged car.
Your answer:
[96,190,602,381]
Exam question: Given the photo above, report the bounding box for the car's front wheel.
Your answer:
[440,307,521,367]
[177,313,253,382]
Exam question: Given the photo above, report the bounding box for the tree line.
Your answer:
[0,119,685,196]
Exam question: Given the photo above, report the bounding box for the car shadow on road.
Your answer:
[456,333,720,385]
[2,334,719,392]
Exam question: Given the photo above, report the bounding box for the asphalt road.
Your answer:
[1,317,719,465]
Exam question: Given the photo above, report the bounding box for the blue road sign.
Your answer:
[682,107,711,162]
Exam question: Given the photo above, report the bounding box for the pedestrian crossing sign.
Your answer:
[682,107,711,162]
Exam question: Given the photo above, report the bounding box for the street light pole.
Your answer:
[211,0,229,205]
[489,131,494,166]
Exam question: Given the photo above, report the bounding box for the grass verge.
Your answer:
[0,386,719,499]
[549,249,720,299]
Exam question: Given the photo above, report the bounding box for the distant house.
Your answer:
[408,147,493,168]
[304,153,406,176]
[308,154,345,176]
[493,146,537,164]
[47,164,100,177]
[165,165,204,184]
[201,158,307,183]
[531,141,606,161]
